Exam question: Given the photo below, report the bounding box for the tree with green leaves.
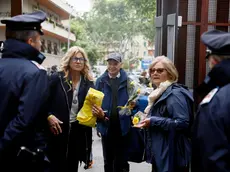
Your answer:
[125,0,156,42]
[62,19,104,66]
[68,0,156,69]
[83,0,141,56]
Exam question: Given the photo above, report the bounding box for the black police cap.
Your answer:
[1,10,46,35]
[201,30,230,58]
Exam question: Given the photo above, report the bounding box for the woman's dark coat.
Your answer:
[146,84,193,172]
[47,72,94,171]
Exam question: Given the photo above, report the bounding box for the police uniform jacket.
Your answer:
[0,39,49,161]
[192,59,230,172]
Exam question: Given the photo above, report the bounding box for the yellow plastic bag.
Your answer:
[76,88,104,127]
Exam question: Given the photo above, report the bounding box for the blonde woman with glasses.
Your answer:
[46,46,104,172]
[135,56,194,172]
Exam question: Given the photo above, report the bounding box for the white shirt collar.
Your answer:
[108,72,120,78]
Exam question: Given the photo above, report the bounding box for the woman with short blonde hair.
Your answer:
[136,56,193,172]
[148,56,178,83]
[47,46,104,172]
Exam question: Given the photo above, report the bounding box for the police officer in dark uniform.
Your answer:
[0,11,49,171]
[192,30,230,172]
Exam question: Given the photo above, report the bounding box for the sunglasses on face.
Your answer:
[71,57,86,63]
[150,68,166,74]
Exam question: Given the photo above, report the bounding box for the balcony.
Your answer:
[0,12,10,26]
[42,20,76,42]
[36,0,77,19]
[0,12,76,42]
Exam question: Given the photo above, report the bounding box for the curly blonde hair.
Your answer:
[60,46,94,81]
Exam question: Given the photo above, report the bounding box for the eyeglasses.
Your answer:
[71,57,85,63]
[150,68,166,74]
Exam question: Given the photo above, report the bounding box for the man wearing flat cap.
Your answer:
[192,30,230,172]
[93,52,131,172]
[0,11,49,171]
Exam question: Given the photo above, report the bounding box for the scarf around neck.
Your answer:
[144,80,174,114]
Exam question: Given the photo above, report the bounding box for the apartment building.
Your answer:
[0,0,76,68]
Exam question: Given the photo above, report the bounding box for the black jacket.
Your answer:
[146,84,193,172]
[47,72,94,168]
[0,39,49,165]
[192,59,230,172]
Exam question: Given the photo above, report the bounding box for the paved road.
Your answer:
[79,129,151,172]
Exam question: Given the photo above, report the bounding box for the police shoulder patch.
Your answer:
[200,87,219,105]
[31,60,46,70]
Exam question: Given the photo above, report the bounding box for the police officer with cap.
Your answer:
[192,30,230,171]
[0,11,49,171]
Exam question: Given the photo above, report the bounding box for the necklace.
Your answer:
[72,90,78,104]
[73,98,78,104]
[72,81,78,90]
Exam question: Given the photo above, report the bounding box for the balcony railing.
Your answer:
[45,17,68,32]
[42,21,76,41]
[0,12,11,24]
[0,12,76,42]
[0,12,11,17]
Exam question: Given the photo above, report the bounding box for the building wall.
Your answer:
[24,0,75,42]
[0,0,73,68]
[125,35,154,59]
[124,35,154,71]
[42,53,62,68]
[23,0,30,12]
[25,0,64,67]
[0,0,11,26]
[157,0,230,89]
[0,0,10,13]
[136,36,147,58]
[49,0,77,18]
[25,0,61,23]
[40,35,63,68]
[0,27,62,67]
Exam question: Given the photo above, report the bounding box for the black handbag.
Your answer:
[126,127,146,163]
